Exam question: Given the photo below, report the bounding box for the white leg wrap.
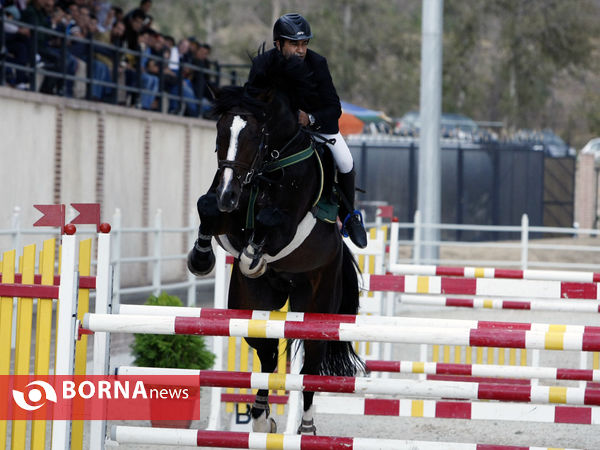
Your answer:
[302,405,315,422]
[297,405,317,435]
[251,410,277,433]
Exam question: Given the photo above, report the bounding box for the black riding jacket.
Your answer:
[248,48,342,134]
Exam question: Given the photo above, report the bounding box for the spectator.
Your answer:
[94,18,125,102]
[69,11,111,101]
[190,42,216,116]
[162,36,199,117]
[111,5,123,23]
[123,8,144,54]
[125,27,159,109]
[164,35,179,72]
[123,0,151,26]
[2,0,241,119]
[184,36,199,63]
[121,8,152,106]
[22,0,78,96]
[94,0,113,32]
[176,37,190,65]
[94,18,125,73]
[190,42,209,99]
[3,5,32,89]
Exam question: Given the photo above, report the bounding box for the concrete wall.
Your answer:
[574,153,596,232]
[0,87,217,283]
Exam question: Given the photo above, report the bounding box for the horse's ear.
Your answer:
[208,84,220,100]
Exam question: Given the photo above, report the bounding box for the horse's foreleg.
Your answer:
[246,337,279,433]
[188,192,223,276]
[187,228,215,276]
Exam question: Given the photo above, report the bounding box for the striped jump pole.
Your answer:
[390,262,600,283]
[398,294,600,313]
[362,273,600,300]
[83,312,600,352]
[313,395,600,426]
[364,360,600,383]
[116,366,600,407]
[115,304,600,335]
[110,426,580,450]
[119,355,600,384]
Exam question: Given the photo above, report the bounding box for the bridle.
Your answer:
[217,110,305,188]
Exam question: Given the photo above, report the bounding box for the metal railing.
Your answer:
[390,210,600,271]
[1,15,250,113]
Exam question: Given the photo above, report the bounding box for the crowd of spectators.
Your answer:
[1,0,222,117]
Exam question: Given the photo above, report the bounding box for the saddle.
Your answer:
[310,137,340,224]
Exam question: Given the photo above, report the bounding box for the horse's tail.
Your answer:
[318,242,366,377]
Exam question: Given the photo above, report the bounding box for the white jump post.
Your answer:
[521,213,529,270]
[51,232,78,450]
[90,229,112,450]
[207,245,227,430]
[413,210,422,264]
[186,211,198,307]
[152,209,163,296]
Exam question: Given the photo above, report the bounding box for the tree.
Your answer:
[111,0,599,146]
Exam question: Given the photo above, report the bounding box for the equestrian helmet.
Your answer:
[273,13,313,44]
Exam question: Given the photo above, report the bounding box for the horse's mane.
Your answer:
[213,45,318,118]
[212,85,266,117]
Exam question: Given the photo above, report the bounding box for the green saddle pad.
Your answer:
[313,197,339,223]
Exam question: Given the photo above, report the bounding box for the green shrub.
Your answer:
[130,292,215,369]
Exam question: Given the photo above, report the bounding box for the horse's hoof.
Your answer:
[251,415,277,433]
[297,418,317,435]
[240,250,267,278]
[187,247,215,276]
[241,258,267,278]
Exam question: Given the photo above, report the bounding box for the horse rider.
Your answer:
[261,13,368,249]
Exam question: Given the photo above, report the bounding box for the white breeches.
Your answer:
[321,132,354,174]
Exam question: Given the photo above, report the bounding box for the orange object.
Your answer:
[339,112,364,136]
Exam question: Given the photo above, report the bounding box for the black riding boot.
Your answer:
[337,168,367,249]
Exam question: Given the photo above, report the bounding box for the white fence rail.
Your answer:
[392,210,600,271]
[2,206,600,307]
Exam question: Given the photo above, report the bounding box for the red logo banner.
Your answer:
[1,375,201,421]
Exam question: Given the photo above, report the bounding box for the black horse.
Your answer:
[188,52,363,434]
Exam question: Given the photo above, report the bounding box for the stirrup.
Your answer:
[341,210,364,238]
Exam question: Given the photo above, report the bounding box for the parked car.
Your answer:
[394,111,479,139]
[580,138,600,162]
[539,129,576,157]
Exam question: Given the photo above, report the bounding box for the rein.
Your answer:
[245,132,317,230]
